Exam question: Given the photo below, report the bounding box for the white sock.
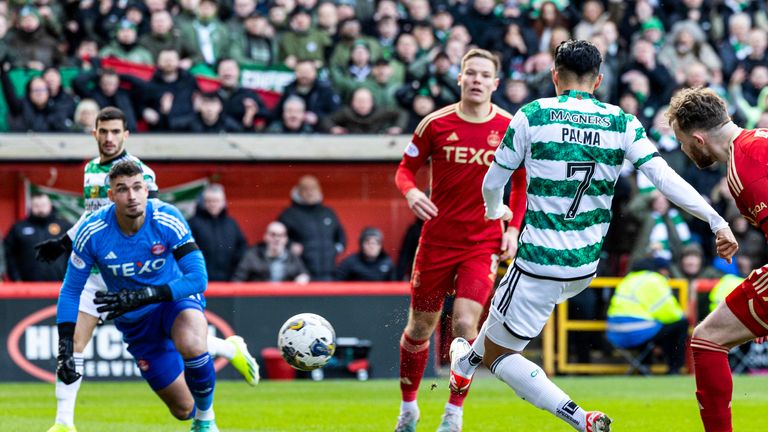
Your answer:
[54,353,85,427]
[492,354,586,431]
[400,400,419,413]
[444,402,462,414]
[457,322,487,377]
[207,335,235,360]
[194,406,215,421]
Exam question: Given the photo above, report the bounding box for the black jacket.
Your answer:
[278,198,346,281]
[335,252,396,281]
[72,69,138,131]
[188,206,247,281]
[4,212,72,281]
[271,79,341,123]
[232,243,308,282]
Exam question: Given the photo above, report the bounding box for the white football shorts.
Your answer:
[485,263,594,352]
[78,272,108,319]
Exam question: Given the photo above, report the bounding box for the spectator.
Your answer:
[227,0,258,35]
[361,58,401,109]
[462,0,505,50]
[622,39,675,114]
[42,67,76,120]
[141,48,199,131]
[277,6,332,69]
[330,17,382,72]
[278,175,346,281]
[72,67,139,131]
[0,71,70,132]
[532,1,571,54]
[271,59,341,130]
[266,95,314,133]
[718,13,753,81]
[590,33,619,104]
[658,21,722,85]
[740,28,768,73]
[321,86,406,134]
[98,19,154,65]
[5,5,62,70]
[188,184,248,281]
[330,40,375,100]
[431,5,454,45]
[493,78,531,114]
[4,193,72,281]
[178,0,231,67]
[316,1,339,40]
[402,90,435,132]
[391,32,430,83]
[336,227,396,281]
[232,221,310,283]
[494,22,535,83]
[230,11,277,67]
[606,258,689,375]
[728,66,768,128]
[573,0,609,41]
[70,99,100,133]
[373,15,399,61]
[216,58,267,131]
[628,190,692,270]
[170,91,244,133]
[139,10,197,65]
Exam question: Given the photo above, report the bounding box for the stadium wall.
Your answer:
[0,159,428,263]
[0,282,438,382]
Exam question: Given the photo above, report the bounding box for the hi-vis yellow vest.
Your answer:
[607,271,684,324]
[709,274,744,313]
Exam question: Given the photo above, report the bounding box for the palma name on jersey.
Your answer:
[561,127,601,146]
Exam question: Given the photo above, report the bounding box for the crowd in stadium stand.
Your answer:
[1,0,768,284]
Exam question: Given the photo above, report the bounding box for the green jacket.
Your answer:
[277,29,331,66]
[607,271,685,324]
[179,19,231,66]
[98,43,154,65]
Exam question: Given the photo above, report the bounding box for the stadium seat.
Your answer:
[612,341,656,376]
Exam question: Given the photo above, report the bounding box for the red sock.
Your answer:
[447,338,475,408]
[400,333,430,402]
[691,338,733,432]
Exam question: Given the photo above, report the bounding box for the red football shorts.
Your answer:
[725,264,768,337]
[409,242,499,313]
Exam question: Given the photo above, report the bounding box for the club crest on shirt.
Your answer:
[137,359,150,372]
[487,130,501,147]
[151,243,166,256]
[48,223,61,236]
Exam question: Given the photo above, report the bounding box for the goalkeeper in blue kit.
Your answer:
[56,161,221,432]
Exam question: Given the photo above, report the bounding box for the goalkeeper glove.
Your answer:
[94,286,173,320]
[56,322,81,385]
[34,235,73,263]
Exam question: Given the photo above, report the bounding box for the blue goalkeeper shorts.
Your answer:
[116,297,205,391]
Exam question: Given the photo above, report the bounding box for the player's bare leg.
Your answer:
[395,308,441,431]
[483,337,611,432]
[437,298,483,432]
[49,312,99,432]
[691,300,755,432]
[172,309,219,432]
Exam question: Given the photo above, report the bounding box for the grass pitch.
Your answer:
[1,375,767,431]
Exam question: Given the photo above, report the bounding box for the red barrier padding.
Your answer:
[0,281,411,299]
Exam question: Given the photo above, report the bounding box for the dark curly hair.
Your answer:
[666,87,729,134]
[554,39,601,81]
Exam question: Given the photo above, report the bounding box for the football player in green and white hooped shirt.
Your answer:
[446,41,739,432]
[36,107,260,432]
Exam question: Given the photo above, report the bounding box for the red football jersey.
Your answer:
[728,129,768,239]
[395,103,526,248]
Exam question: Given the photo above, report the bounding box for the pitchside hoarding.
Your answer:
[0,282,435,382]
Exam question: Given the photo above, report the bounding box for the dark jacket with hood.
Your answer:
[4,209,72,281]
[278,189,346,281]
[187,204,247,281]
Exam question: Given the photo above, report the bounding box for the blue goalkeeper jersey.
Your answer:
[57,199,208,324]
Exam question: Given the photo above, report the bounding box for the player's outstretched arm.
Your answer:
[482,162,513,221]
[638,157,731,234]
[715,227,739,264]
